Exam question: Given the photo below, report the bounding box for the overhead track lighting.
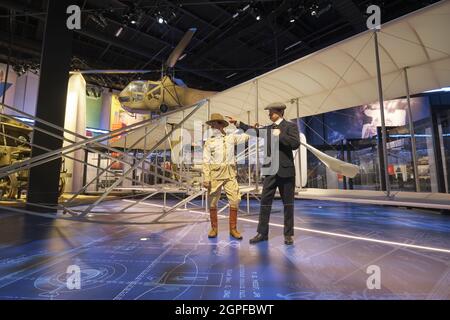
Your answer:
[123,5,145,27]
[154,9,177,25]
[157,15,166,24]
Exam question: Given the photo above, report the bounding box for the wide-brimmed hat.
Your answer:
[205,113,229,127]
[264,102,287,111]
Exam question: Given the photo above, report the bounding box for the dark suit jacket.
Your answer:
[239,119,300,178]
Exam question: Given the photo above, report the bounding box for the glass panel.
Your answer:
[302,95,436,192]
[435,106,450,193]
[127,81,147,93]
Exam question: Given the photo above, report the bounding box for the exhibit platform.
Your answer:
[0,198,449,300]
[296,189,450,211]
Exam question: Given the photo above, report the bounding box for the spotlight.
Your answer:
[287,7,297,24]
[95,87,103,98]
[250,7,262,21]
[13,64,28,77]
[310,3,319,16]
[124,6,144,27]
[154,9,172,25]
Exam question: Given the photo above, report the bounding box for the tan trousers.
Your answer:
[209,178,240,209]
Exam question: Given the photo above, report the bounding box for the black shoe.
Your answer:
[249,233,268,244]
[284,236,294,245]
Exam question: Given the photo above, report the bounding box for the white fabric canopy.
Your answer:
[174,0,450,127]
[116,0,450,149]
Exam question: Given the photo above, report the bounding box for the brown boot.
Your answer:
[208,207,218,238]
[229,207,243,240]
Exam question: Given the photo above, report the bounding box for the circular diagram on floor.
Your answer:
[34,262,127,298]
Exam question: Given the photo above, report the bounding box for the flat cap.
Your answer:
[264,102,287,110]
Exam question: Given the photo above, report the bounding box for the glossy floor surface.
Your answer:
[0,199,449,300]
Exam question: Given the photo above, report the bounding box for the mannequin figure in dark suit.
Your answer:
[228,102,300,245]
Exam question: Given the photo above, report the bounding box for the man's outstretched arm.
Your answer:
[227,116,259,137]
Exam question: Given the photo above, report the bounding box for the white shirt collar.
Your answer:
[274,118,284,126]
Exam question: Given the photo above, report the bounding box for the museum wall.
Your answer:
[63,74,87,192]
[0,63,18,110]
[13,71,39,116]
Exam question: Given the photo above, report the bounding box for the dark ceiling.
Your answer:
[0,0,440,92]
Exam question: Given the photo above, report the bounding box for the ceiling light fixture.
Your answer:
[284,40,302,51]
[226,72,237,79]
[115,26,124,37]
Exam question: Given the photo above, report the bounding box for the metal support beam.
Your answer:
[152,189,205,223]
[26,0,73,212]
[247,110,251,187]
[404,67,420,192]
[374,31,391,197]
[205,99,211,212]
[296,98,303,190]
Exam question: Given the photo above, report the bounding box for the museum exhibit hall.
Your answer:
[0,0,449,303]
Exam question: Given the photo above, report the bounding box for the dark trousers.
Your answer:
[257,175,295,237]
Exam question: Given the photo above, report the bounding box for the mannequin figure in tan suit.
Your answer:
[203,113,249,239]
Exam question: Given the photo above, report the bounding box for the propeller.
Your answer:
[70,28,197,76]
[70,70,158,75]
[165,28,197,68]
